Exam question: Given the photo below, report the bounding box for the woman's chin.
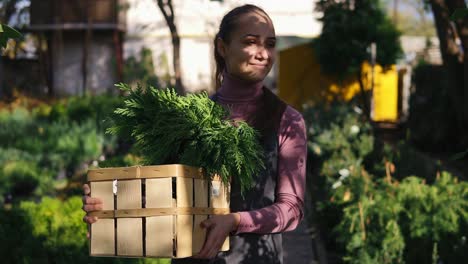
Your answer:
[244,71,270,82]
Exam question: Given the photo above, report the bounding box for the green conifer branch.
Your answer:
[107,83,264,194]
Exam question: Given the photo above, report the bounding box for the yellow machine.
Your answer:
[278,42,399,122]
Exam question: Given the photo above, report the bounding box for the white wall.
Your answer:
[124,0,321,93]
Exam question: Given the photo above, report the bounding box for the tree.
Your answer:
[315,0,402,118]
[156,0,185,95]
[428,0,468,145]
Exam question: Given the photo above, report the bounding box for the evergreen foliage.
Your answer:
[0,95,122,200]
[315,0,402,78]
[304,101,468,263]
[107,83,264,194]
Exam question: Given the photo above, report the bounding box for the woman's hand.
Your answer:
[81,183,103,225]
[194,213,240,259]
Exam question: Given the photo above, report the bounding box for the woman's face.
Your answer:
[217,11,276,83]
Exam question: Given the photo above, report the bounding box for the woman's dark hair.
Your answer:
[214,4,271,89]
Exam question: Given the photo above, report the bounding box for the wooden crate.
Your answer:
[87,164,230,258]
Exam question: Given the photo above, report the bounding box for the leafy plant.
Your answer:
[124,47,161,88]
[304,101,468,263]
[0,196,169,264]
[0,95,122,200]
[0,23,22,48]
[107,83,264,194]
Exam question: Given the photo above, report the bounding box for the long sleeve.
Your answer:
[234,106,307,234]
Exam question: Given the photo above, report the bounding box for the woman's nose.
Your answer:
[255,46,269,60]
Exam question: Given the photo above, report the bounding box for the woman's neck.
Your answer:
[217,71,264,102]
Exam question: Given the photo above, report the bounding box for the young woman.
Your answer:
[83,4,307,264]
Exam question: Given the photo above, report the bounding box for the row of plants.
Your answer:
[0,83,267,263]
[1,90,466,263]
[0,93,170,263]
[0,45,174,264]
[0,196,168,264]
[303,101,467,264]
[0,94,124,202]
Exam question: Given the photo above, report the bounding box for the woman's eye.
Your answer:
[267,42,276,48]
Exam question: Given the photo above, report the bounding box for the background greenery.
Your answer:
[0,94,170,263]
[303,100,467,264]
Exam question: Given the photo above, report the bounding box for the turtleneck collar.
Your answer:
[217,71,264,102]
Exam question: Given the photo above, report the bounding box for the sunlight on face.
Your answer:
[218,11,276,83]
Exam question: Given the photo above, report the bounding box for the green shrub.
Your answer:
[0,107,36,149]
[0,148,55,198]
[108,84,264,194]
[0,160,40,196]
[303,101,468,263]
[0,95,122,201]
[0,196,169,264]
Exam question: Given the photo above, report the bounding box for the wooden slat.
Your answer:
[177,177,193,208]
[146,178,173,257]
[116,180,142,256]
[88,207,230,218]
[89,181,114,256]
[117,218,143,257]
[90,219,115,256]
[210,181,229,209]
[210,181,230,252]
[141,165,203,180]
[221,234,230,252]
[91,181,114,210]
[176,215,193,258]
[193,179,209,254]
[88,166,139,181]
[146,216,173,257]
[176,177,193,258]
[88,164,206,181]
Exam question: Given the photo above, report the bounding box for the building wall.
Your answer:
[52,32,117,96]
[399,36,441,65]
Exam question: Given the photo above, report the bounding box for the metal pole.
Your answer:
[370,42,377,120]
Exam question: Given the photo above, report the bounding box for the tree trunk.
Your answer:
[445,0,468,128]
[430,0,461,64]
[156,0,185,95]
[429,0,464,141]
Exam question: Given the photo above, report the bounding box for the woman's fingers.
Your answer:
[196,232,225,259]
[82,203,103,212]
[83,184,91,195]
[200,218,215,229]
[81,196,103,212]
[204,235,224,259]
[195,216,231,259]
[82,215,98,224]
[82,196,102,205]
[82,184,104,213]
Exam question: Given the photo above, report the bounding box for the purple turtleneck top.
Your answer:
[216,73,307,234]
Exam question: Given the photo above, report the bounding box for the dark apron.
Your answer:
[172,88,286,264]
